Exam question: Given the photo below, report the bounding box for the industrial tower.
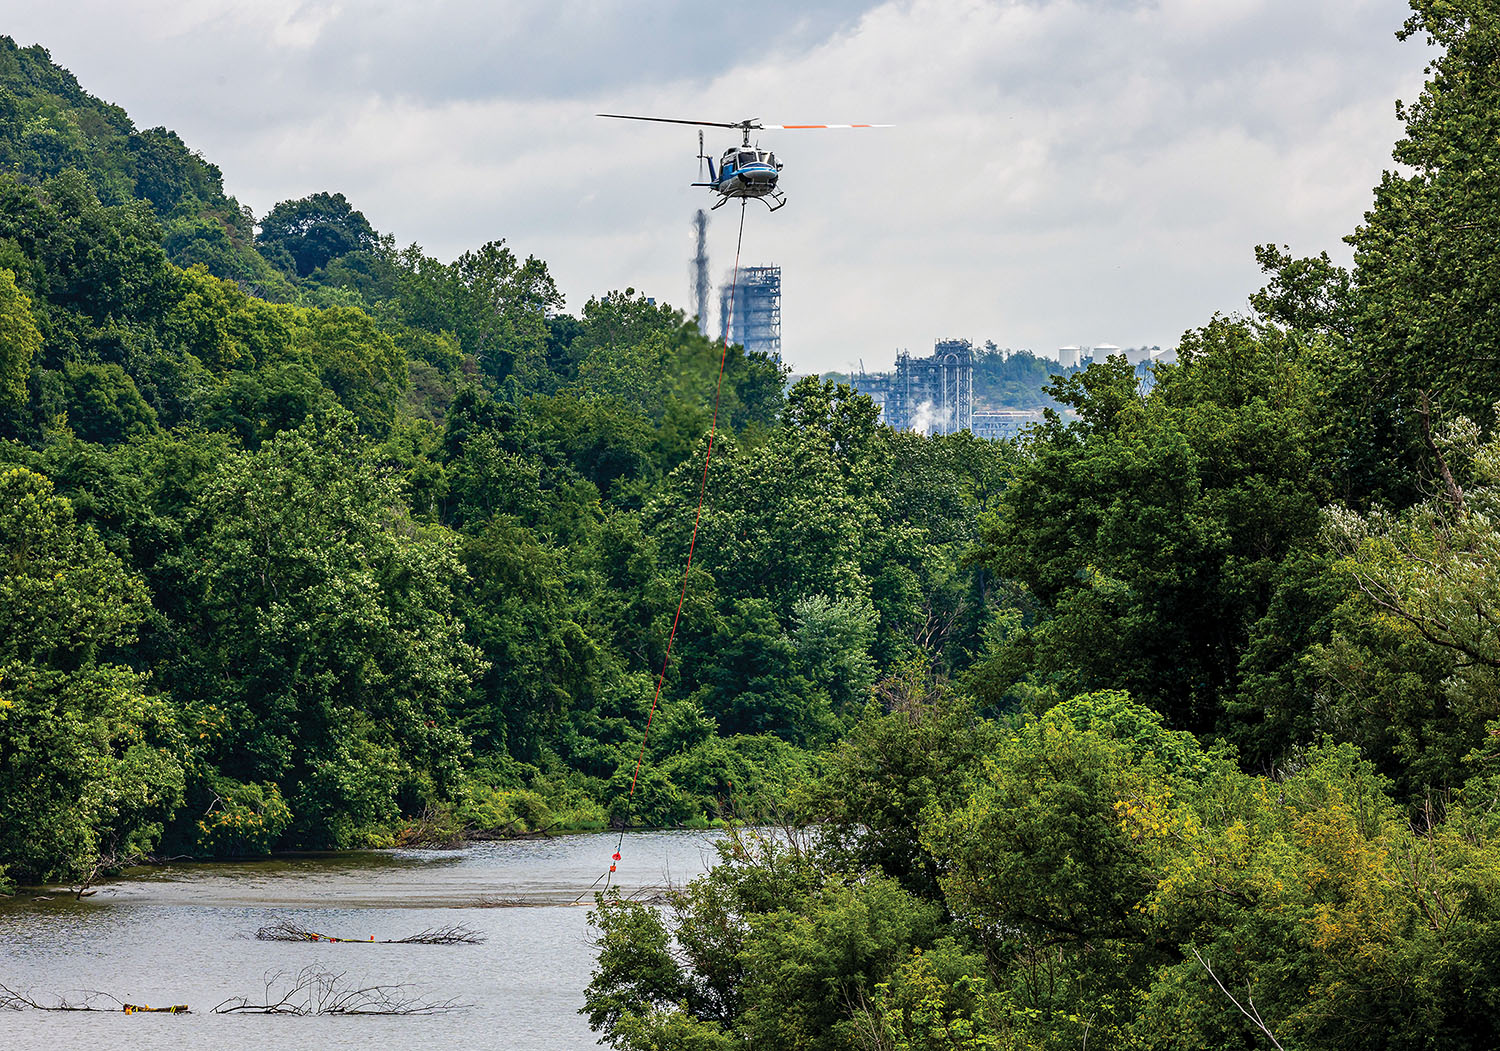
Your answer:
[720,265,782,360]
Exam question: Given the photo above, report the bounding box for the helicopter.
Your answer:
[596,114,889,212]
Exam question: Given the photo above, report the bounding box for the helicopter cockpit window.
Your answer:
[739,152,758,167]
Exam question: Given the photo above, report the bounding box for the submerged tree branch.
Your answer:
[254,919,485,944]
[0,985,188,1013]
[213,966,466,1015]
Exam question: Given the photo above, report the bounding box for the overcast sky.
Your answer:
[8,0,1435,374]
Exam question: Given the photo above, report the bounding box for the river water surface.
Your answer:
[0,830,721,1051]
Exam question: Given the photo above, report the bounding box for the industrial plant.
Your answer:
[687,211,1161,434]
[690,210,783,361]
[851,340,1174,439]
[852,339,977,435]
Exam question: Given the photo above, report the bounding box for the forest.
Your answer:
[4,1,1500,1047]
[0,32,1001,880]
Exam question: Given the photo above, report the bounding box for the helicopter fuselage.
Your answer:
[695,146,785,209]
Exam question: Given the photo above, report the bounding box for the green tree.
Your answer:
[799,665,999,898]
[0,466,184,883]
[160,264,294,372]
[0,170,174,334]
[393,240,562,387]
[255,191,377,278]
[61,359,157,443]
[1314,414,1500,788]
[974,321,1335,733]
[291,304,407,435]
[127,126,226,217]
[792,593,877,714]
[459,515,616,759]
[162,411,481,847]
[587,829,943,1051]
[1345,2,1500,503]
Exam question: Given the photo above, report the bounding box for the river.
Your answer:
[0,829,722,1051]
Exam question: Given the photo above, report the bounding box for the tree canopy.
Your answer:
[256,191,378,279]
[9,11,1500,1048]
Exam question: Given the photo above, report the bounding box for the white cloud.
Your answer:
[5,0,1434,372]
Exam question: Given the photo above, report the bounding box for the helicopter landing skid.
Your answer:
[711,192,786,212]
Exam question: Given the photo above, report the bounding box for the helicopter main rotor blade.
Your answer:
[597,114,746,129]
[759,123,893,130]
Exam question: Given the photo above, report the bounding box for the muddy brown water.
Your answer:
[0,830,721,1051]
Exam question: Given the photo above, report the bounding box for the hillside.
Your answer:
[0,37,288,293]
[0,39,1001,884]
[11,9,1500,1049]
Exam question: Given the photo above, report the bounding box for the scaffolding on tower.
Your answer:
[720,265,781,361]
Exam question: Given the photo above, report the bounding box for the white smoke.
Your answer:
[908,400,938,436]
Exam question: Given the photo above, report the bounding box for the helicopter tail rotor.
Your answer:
[693,130,717,183]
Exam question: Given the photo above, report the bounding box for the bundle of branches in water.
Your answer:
[213,966,465,1015]
[254,919,485,944]
[0,985,188,1013]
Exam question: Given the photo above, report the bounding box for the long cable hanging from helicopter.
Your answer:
[583,111,889,894]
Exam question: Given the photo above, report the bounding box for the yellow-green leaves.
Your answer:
[0,267,38,410]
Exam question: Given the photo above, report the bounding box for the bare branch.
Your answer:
[254,919,485,944]
[0,985,189,1013]
[1192,947,1285,1051]
[1345,565,1500,669]
[392,925,488,944]
[213,966,466,1015]
[1417,391,1466,515]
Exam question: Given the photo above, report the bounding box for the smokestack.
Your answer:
[691,210,710,332]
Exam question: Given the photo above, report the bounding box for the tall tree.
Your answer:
[1347,1,1500,502]
[256,191,377,278]
[974,321,1335,732]
[0,266,39,413]
[162,411,481,848]
[0,466,184,883]
[394,239,562,386]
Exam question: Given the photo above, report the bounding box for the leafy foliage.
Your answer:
[1345,1,1500,501]
[971,319,1335,734]
[255,191,377,279]
[12,20,1500,1050]
[0,266,37,411]
[160,411,480,847]
[0,467,183,882]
